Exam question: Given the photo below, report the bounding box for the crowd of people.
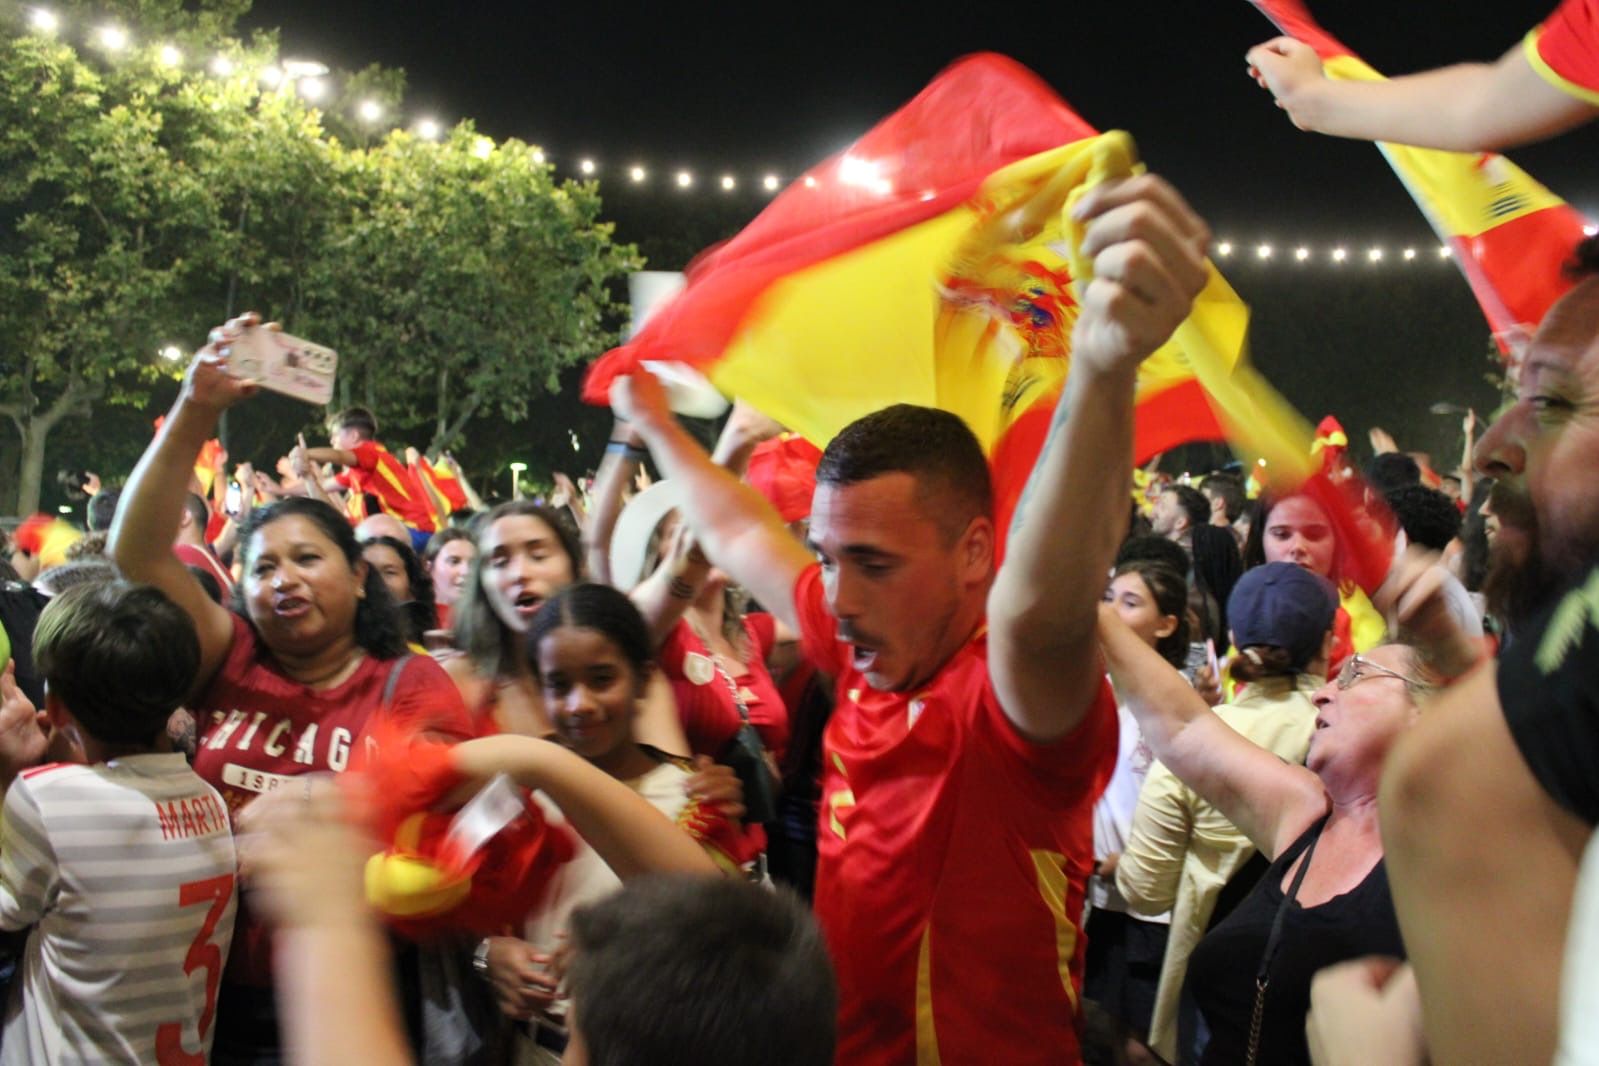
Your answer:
[0,3,1596,1064]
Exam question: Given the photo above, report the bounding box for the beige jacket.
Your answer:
[1114,674,1321,1062]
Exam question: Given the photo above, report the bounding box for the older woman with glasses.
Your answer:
[1098,602,1434,1066]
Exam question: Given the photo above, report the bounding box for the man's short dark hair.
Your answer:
[1163,484,1210,530]
[568,875,836,1066]
[1116,533,1190,575]
[1367,452,1421,495]
[87,487,121,533]
[1385,484,1463,552]
[330,406,378,441]
[183,492,210,533]
[33,581,199,746]
[1199,473,1245,523]
[815,405,991,541]
[1566,234,1599,280]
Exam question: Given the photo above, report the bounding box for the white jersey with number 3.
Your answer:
[0,753,238,1065]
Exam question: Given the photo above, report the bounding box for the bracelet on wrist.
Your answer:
[605,441,647,461]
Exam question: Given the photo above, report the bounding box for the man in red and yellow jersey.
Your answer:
[615,174,1210,1063]
[302,407,436,550]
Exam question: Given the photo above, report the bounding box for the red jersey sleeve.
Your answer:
[349,440,381,473]
[793,563,847,678]
[1526,0,1599,104]
[976,666,1119,808]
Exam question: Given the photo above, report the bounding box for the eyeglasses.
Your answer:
[1334,654,1433,693]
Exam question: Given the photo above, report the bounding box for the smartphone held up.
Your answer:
[223,325,337,406]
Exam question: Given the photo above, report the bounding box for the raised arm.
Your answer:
[109,319,260,695]
[301,445,359,469]
[1098,605,1326,858]
[708,399,784,479]
[582,417,646,584]
[612,373,813,633]
[987,175,1208,742]
[1246,36,1596,152]
[451,734,717,879]
[630,523,713,650]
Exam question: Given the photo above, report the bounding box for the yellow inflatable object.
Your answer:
[363,812,473,919]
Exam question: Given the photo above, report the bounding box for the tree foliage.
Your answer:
[0,3,636,514]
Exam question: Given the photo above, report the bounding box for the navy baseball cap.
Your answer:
[1227,562,1339,669]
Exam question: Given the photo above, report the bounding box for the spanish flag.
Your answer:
[410,454,469,528]
[586,55,1278,551]
[1249,0,1597,355]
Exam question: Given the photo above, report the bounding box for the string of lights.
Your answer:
[20,6,1599,255]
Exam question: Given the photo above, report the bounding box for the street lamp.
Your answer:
[97,25,129,51]
[509,461,528,500]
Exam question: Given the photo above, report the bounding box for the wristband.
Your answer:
[472,937,493,979]
[605,441,647,461]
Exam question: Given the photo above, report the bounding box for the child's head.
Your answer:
[328,406,378,451]
[527,583,652,764]
[565,875,836,1066]
[33,581,199,748]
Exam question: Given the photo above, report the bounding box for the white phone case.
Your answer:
[226,327,338,406]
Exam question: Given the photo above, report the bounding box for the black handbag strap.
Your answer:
[1246,821,1324,1066]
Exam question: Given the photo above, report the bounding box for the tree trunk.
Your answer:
[14,420,50,518]
[0,434,19,516]
[9,376,101,516]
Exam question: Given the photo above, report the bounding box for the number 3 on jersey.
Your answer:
[155,874,236,1066]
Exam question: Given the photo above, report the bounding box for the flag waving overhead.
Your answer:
[586,54,1274,545]
[1249,0,1597,356]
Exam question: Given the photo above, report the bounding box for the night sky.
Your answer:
[241,1,1598,235]
[224,0,1599,470]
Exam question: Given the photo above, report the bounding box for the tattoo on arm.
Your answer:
[669,577,696,600]
[1008,392,1074,538]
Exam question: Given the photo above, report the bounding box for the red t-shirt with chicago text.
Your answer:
[795,564,1117,1065]
[337,440,436,532]
[1527,0,1599,101]
[194,613,473,985]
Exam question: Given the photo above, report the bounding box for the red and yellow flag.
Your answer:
[410,455,469,528]
[1249,0,1597,355]
[586,55,1278,549]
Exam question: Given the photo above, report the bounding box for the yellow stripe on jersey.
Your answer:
[1030,849,1080,1012]
[826,752,854,841]
[915,925,942,1065]
[1524,27,1599,107]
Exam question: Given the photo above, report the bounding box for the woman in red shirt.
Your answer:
[110,314,476,1063]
